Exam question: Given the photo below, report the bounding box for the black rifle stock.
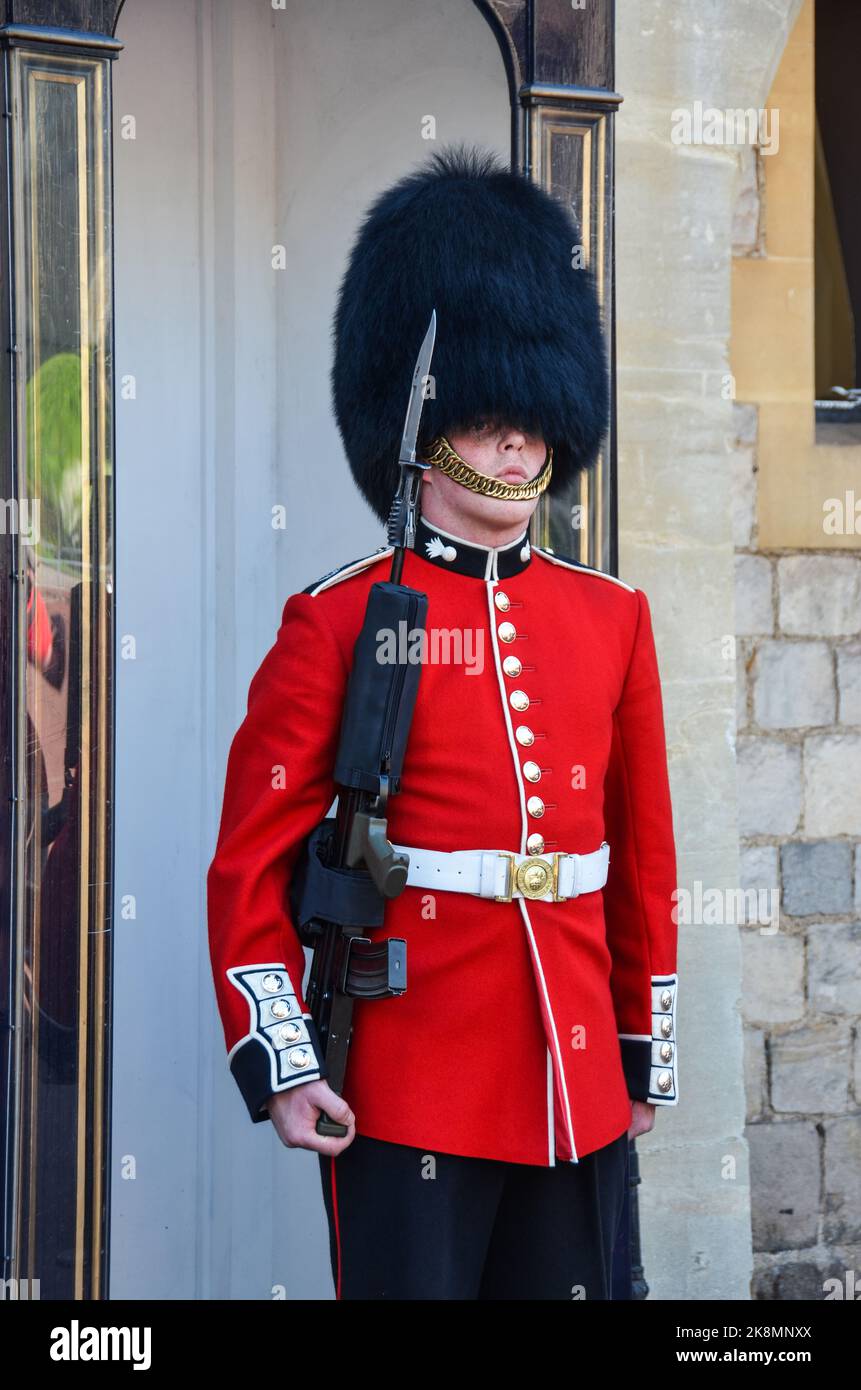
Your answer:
[290,309,436,1137]
[290,580,427,1136]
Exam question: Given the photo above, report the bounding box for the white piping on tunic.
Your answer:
[532,546,636,593]
[519,898,578,1163]
[485,577,577,1165]
[546,1051,555,1166]
[307,546,394,596]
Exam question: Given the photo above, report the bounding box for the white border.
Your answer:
[532,546,636,593]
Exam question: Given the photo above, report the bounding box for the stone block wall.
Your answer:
[733,402,861,1297]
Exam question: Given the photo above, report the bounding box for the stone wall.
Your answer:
[731,0,861,1299]
[734,403,861,1298]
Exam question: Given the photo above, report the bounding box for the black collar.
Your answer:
[414,514,532,580]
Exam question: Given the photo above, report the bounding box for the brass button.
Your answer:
[522,760,541,782]
[660,989,673,1011]
[515,726,534,746]
[656,1071,673,1094]
[287,1048,312,1070]
[270,997,294,1019]
[659,1042,673,1063]
[526,795,545,818]
[526,833,545,854]
[498,622,516,644]
[278,1022,303,1044]
[494,591,511,611]
[502,655,522,677]
[510,690,530,712]
[660,1017,673,1039]
[262,973,284,994]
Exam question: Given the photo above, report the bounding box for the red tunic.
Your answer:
[206,518,679,1166]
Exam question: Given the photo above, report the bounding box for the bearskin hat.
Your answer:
[331,143,610,523]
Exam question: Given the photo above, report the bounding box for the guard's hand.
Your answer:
[266,1079,357,1155]
[627,1099,656,1140]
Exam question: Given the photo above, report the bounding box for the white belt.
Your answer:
[389,841,610,903]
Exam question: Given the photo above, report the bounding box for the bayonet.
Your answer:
[387,309,436,568]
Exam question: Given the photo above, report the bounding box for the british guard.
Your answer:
[206,146,680,1300]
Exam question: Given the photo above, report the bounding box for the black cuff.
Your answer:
[619,1036,652,1102]
[226,964,328,1123]
[618,973,678,1107]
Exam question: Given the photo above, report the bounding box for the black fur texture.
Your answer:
[331,143,610,522]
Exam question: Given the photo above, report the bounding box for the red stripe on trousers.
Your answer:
[331,1155,342,1300]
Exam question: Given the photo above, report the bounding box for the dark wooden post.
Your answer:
[474,0,621,575]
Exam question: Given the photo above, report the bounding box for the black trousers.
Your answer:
[317,1129,629,1300]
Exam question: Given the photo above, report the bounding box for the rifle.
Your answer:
[290,312,436,1136]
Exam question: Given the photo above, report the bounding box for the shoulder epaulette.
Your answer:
[303,546,394,597]
[532,546,636,594]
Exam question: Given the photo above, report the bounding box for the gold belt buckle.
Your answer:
[495,852,567,902]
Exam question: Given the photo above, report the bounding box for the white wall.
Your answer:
[111,0,509,1299]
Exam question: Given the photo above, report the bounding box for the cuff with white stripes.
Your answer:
[226,964,327,1123]
[618,973,678,1107]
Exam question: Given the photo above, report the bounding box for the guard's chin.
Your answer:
[468,492,539,531]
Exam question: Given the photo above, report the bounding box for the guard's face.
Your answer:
[422,420,546,536]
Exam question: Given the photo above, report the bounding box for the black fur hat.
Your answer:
[331,143,609,523]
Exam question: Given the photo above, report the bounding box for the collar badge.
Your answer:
[426,535,458,563]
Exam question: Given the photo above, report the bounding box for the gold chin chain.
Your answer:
[423,435,553,501]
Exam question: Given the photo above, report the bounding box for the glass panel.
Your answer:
[2,45,114,1301]
[529,103,615,571]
